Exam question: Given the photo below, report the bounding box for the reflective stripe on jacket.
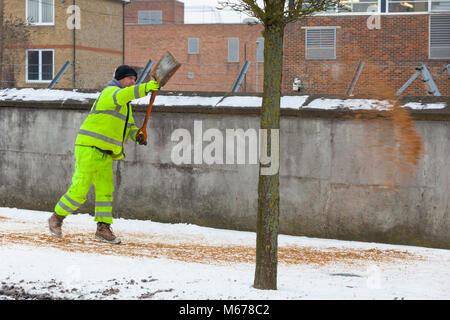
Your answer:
[75,82,148,160]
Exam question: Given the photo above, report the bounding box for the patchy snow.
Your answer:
[403,102,447,110]
[280,95,310,109]
[0,88,99,102]
[132,94,310,109]
[304,98,447,110]
[218,96,262,108]
[133,94,224,107]
[0,88,445,110]
[304,98,388,110]
[0,207,449,300]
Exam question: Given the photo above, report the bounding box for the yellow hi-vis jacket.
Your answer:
[75,80,151,160]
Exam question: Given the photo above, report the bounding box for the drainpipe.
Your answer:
[72,0,76,88]
[122,1,125,64]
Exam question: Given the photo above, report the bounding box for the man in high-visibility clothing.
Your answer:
[48,65,159,244]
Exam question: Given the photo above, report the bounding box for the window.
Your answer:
[309,0,450,14]
[188,38,199,54]
[228,38,239,63]
[305,28,336,60]
[430,14,450,59]
[26,0,54,25]
[431,0,450,11]
[256,38,264,63]
[338,0,378,12]
[307,0,378,14]
[138,10,162,25]
[388,0,428,12]
[27,49,54,82]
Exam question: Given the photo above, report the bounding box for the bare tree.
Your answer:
[0,10,30,87]
[219,0,340,290]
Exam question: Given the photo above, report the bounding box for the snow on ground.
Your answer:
[0,207,449,300]
[0,88,445,110]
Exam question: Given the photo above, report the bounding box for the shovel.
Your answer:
[136,51,181,145]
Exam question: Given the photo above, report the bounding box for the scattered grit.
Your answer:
[1,216,424,300]
[0,216,422,267]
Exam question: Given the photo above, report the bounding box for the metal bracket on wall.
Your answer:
[396,65,441,96]
[346,60,365,96]
[231,61,251,93]
[444,65,450,79]
[136,59,154,85]
[214,61,252,107]
[48,61,71,89]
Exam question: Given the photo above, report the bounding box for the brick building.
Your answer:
[0,0,128,89]
[125,23,265,92]
[124,0,184,24]
[124,0,265,92]
[125,0,450,96]
[284,12,450,96]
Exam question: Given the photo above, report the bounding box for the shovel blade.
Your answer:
[150,51,181,87]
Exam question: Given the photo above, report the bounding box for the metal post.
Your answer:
[347,60,365,96]
[231,61,251,93]
[396,70,421,96]
[256,39,264,93]
[255,40,260,92]
[255,61,258,93]
[48,61,71,89]
[136,59,153,85]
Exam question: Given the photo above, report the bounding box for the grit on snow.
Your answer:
[0,208,449,300]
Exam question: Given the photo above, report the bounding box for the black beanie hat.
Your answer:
[114,65,137,80]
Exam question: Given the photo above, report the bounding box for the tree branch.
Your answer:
[218,0,267,23]
[219,0,340,26]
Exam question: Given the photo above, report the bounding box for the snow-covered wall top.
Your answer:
[0,87,447,111]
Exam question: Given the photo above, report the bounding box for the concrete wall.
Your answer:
[1,95,450,249]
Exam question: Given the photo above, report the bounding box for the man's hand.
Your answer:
[146,80,159,92]
[136,132,147,146]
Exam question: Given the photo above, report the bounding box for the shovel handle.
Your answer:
[137,91,157,143]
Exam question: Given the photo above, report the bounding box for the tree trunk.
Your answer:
[0,0,4,86]
[254,23,284,290]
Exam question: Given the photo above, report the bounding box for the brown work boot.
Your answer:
[48,213,65,238]
[95,222,121,244]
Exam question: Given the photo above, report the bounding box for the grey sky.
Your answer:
[182,0,254,24]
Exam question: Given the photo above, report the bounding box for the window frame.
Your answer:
[256,38,264,63]
[138,10,163,25]
[228,38,240,63]
[26,49,55,83]
[25,0,55,26]
[188,38,199,54]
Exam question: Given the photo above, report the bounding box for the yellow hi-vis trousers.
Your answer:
[54,145,114,224]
